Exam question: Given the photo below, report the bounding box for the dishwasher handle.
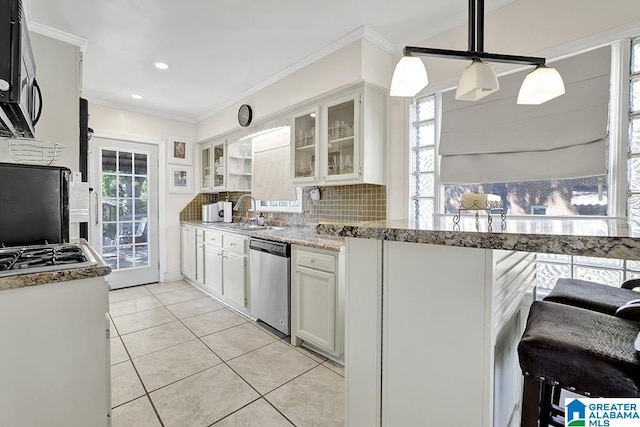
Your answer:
[249,238,290,258]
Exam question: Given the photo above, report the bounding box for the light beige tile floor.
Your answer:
[108,280,345,427]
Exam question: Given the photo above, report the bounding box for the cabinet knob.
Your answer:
[230,243,235,247]
[310,258,316,263]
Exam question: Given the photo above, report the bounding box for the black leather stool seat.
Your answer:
[519,301,640,397]
[544,278,640,315]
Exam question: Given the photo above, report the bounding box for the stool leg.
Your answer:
[521,376,541,427]
[540,382,554,425]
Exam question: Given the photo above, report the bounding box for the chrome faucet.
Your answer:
[233,194,258,223]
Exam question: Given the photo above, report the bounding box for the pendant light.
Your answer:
[517,65,565,104]
[455,59,499,101]
[390,0,565,105]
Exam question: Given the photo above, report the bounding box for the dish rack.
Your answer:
[5,137,64,166]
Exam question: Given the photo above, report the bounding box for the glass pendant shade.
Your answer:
[517,65,565,105]
[390,56,429,97]
[455,59,500,101]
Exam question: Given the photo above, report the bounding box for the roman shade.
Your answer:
[439,46,611,184]
[251,128,297,201]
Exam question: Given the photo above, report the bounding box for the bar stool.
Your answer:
[544,278,640,315]
[518,301,640,427]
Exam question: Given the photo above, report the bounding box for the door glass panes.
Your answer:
[327,99,355,177]
[293,112,316,178]
[101,149,149,271]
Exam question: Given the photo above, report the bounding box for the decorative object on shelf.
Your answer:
[167,136,192,165]
[169,165,193,193]
[5,137,64,165]
[238,104,253,127]
[390,0,565,104]
[453,193,506,227]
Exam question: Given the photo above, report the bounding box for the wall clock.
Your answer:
[238,104,253,127]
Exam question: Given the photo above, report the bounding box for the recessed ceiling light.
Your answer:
[131,94,143,100]
[153,62,169,70]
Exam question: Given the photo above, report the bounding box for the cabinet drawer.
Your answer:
[205,230,222,246]
[297,250,335,273]
[223,234,246,253]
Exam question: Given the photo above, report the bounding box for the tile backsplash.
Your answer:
[179,185,386,223]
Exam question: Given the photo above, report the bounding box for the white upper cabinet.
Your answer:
[200,138,252,193]
[200,138,226,192]
[290,83,386,187]
[291,107,320,184]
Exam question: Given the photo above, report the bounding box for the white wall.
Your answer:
[386,0,640,219]
[0,33,81,169]
[196,39,391,142]
[30,32,81,171]
[88,103,197,281]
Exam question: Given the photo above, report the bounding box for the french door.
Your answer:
[89,137,159,289]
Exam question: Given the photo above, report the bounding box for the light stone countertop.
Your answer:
[182,221,345,252]
[0,240,111,291]
[315,217,640,260]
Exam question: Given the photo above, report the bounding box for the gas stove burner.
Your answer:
[0,243,97,278]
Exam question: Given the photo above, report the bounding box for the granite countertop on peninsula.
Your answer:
[316,217,640,260]
[0,240,112,292]
[183,221,345,251]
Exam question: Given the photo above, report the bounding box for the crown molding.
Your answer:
[196,25,393,122]
[85,97,197,124]
[28,21,89,53]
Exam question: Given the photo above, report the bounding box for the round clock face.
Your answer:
[238,104,252,127]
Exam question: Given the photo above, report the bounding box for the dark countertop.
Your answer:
[0,240,112,291]
[182,221,345,252]
[315,217,640,260]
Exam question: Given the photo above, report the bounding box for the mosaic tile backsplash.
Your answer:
[179,185,386,224]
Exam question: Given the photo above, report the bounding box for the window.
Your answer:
[409,38,640,292]
[409,95,437,221]
[256,187,303,213]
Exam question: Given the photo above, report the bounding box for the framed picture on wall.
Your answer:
[167,137,192,165]
[169,165,193,193]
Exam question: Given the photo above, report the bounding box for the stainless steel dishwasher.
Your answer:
[249,238,291,335]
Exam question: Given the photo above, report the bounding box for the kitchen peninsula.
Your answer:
[317,217,640,427]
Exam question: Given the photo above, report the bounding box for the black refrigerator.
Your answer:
[0,162,70,246]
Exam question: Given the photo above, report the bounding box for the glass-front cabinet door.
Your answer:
[291,107,320,184]
[323,94,359,182]
[212,140,227,191]
[200,144,212,191]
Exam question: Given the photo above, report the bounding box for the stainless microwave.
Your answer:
[0,0,42,138]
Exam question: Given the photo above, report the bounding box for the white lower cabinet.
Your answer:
[291,245,344,360]
[204,241,223,294]
[222,251,246,308]
[180,225,196,282]
[181,224,249,313]
[0,276,110,426]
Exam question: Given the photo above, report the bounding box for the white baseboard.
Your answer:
[163,271,184,283]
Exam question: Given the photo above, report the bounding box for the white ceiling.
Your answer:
[26,0,512,123]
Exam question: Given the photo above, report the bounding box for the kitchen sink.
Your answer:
[211,223,284,231]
